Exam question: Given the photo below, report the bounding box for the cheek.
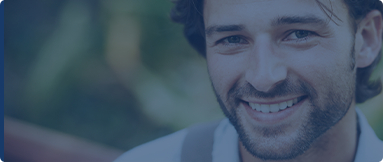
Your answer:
[286,50,347,94]
[288,46,355,100]
[207,53,246,95]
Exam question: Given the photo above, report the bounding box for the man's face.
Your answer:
[204,0,356,160]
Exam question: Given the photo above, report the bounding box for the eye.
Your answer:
[227,36,241,43]
[212,35,250,54]
[216,36,248,45]
[284,30,316,42]
[295,30,310,38]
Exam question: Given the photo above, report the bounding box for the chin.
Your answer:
[237,118,312,160]
[231,95,352,161]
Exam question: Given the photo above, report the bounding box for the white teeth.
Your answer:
[249,103,261,111]
[279,101,288,110]
[254,103,261,111]
[249,103,255,110]
[249,97,300,113]
[287,100,293,107]
[260,104,270,113]
[269,104,279,113]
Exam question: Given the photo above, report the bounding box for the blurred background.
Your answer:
[4,0,383,161]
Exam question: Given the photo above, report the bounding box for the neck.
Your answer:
[240,103,359,162]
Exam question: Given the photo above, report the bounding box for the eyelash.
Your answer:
[215,35,248,46]
[215,30,317,46]
[284,30,317,43]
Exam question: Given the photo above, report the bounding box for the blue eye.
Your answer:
[227,36,241,43]
[284,30,316,42]
[213,35,250,54]
[294,31,310,38]
[217,35,248,45]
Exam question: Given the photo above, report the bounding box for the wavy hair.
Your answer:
[170,0,383,103]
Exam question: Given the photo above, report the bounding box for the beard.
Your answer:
[212,68,355,160]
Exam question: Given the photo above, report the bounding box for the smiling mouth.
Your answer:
[245,96,307,113]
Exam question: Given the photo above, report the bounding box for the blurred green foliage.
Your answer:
[4,0,383,152]
[5,0,188,150]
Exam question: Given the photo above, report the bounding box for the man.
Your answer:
[115,0,383,161]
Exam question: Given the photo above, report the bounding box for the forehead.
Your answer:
[203,0,350,28]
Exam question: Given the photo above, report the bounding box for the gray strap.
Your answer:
[180,120,221,162]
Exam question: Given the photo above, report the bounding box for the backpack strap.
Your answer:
[180,120,221,162]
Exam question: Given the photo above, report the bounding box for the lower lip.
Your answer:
[243,98,306,124]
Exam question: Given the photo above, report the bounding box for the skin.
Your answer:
[203,0,383,162]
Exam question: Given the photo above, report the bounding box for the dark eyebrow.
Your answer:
[205,25,245,37]
[271,15,328,27]
[205,15,329,37]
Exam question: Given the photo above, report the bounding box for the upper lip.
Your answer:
[242,95,305,105]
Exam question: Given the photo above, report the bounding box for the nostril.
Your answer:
[244,65,287,93]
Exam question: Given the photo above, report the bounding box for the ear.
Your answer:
[355,10,383,68]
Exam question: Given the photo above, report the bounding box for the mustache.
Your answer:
[227,79,317,101]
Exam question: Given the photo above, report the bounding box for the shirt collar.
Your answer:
[353,107,383,162]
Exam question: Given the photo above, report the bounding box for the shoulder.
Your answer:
[354,108,383,162]
[113,129,188,162]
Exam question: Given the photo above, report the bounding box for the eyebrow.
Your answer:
[271,15,329,27]
[205,15,330,37]
[205,25,245,37]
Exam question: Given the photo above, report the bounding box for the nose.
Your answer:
[245,40,287,92]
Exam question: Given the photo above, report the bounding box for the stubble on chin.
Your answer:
[213,76,354,160]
